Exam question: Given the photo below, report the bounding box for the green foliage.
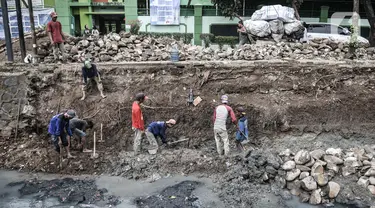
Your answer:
[211,0,242,19]
[214,36,238,49]
[139,32,194,44]
[200,33,215,47]
[128,19,142,35]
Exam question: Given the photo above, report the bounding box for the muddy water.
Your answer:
[0,170,345,208]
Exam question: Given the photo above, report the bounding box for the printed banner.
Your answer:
[150,0,180,25]
[0,8,54,39]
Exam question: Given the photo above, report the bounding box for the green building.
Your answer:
[53,0,373,45]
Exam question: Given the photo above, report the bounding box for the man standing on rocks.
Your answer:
[237,21,249,46]
[132,93,148,155]
[47,12,66,62]
[81,60,106,100]
[69,117,94,153]
[213,95,237,156]
[145,119,177,153]
[235,107,249,152]
[48,110,77,158]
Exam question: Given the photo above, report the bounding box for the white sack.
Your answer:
[251,5,296,23]
[269,19,284,34]
[284,20,304,35]
[244,20,271,37]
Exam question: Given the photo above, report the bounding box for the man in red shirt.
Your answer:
[47,12,66,62]
[132,92,148,155]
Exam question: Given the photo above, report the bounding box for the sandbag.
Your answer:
[284,20,304,35]
[272,34,284,42]
[244,20,271,37]
[251,5,296,23]
[269,19,284,34]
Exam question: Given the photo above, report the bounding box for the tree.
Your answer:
[286,0,303,20]
[363,0,375,46]
[349,0,360,58]
[210,0,242,19]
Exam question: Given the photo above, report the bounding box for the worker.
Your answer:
[132,93,148,155]
[237,21,249,46]
[83,24,91,37]
[92,26,100,38]
[213,95,237,156]
[235,107,249,152]
[47,12,66,62]
[69,117,94,153]
[48,110,76,158]
[145,119,177,152]
[81,60,106,100]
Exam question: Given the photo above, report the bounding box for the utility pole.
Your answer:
[27,0,37,55]
[349,0,360,58]
[1,0,14,61]
[15,0,26,60]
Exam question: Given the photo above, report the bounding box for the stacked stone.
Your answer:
[35,32,375,63]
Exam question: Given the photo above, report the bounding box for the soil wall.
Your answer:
[1,60,375,173]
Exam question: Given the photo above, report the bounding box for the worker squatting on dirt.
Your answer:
[145,119,177,152]
[213,95,237,156]
[235,107,249,152]
[80,60,106,100]
[48,110,77,158]
[69,118,94,153]
[132,93,148,156]
[47,12,66,62]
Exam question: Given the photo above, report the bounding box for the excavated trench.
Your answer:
[1,60,375,207]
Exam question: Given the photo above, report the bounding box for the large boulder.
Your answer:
[358,176,370,188]
[326,148,343,157]
[309,189,322,205]
[282,161,296,171]
[323,155,344,165]
[310,149,325,160]
[313,173,329,186]
[295,150,311,165]
[365,168,375,177]
[299,172,310,180]
[286,169,301,181]
[301,176,317,191]
[328,181,340,198]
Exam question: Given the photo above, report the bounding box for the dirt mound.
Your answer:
[135,181,202,208]
[9,178,120,206]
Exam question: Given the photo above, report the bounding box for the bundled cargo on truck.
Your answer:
[243,5,305,42]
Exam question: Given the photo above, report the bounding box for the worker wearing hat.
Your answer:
[132,93,148,155]
[47,12,66,62]
[48,109,77,158]
[145,119,177,154]
[235,107,249,152]
[213,95,237,156]
[80,60,106,100]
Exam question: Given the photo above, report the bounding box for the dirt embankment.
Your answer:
[1,60,375,173]
[1,60,375,207]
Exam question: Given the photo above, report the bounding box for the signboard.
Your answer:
[0,8,54,39]
[6,0,44,8]
[150,0,180,25]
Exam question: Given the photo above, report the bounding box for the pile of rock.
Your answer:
[35,32,375,63]
[277,146,375,205]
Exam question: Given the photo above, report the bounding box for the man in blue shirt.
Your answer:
[48,109,76,158]
[145,119,176,154]
[235,107,249,152]
[81,60,106,100]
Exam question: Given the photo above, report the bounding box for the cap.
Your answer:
[237,107,246,115]
[50,12,58,18]
[221,95,229,104]
[166,119,176,125]
[66,110,76,118]
[135,93,148,101]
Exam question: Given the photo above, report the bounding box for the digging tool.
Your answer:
[167,138,190,145]
[98,123,104,143]
[91,132,98,158]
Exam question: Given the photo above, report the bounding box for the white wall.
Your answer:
[138,16,195,33]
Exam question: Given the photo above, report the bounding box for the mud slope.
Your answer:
[1,60,375,174]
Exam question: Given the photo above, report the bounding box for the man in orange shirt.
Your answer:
[132,92,148,155]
